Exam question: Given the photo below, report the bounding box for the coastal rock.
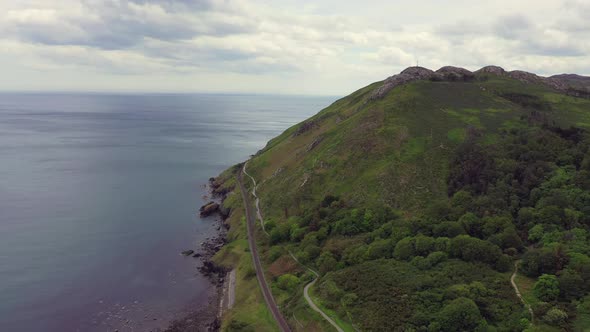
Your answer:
[181,250,194,256]
[219,204,231,219]
[199,201,220,217]
[198,260,227,279]
[209,176,233,199]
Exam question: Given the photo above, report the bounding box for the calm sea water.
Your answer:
[0,93,334,331]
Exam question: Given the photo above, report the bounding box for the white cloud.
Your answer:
[0,0,589,95]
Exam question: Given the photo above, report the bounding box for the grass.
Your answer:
[447,128,466,143]
[513,273,540,307]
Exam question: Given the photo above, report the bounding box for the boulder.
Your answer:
[199,201,220,217]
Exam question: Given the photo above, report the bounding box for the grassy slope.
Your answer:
[215,73,590,330]
[249,75,590,221]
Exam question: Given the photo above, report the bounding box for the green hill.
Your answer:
[214,66,590,331]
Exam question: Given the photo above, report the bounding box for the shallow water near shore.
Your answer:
[0,92,333,331]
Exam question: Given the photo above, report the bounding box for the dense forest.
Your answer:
[263,121,590,331]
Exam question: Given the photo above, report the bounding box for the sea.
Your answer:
[0,93,334,331]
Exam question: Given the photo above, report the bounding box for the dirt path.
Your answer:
[289,253,344,332]
[242,162,268,234]
[242,161,344,332]
[510,261,534,323]
[237,166,291,332]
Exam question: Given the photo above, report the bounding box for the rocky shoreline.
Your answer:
[164,177,232,332]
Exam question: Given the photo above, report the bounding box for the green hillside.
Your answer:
[214,66,590,331]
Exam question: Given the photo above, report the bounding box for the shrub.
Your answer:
[277,274,299,291]
[533,274,560,302]
[543,307,568,326]
[437,297,483,331]
[393,237,415,260]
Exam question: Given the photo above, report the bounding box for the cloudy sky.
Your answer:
[1,0,588,95]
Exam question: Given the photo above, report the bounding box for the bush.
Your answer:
[317,251,338,274]
[534,274,560,302]
[277,274,299,291]
[426,251,448,267]
[411,256,432,270]
[393,237,415,260]
[543,307,568,326]
[268,246,283,262]
[367,239,393,260]
[437,297,483,331]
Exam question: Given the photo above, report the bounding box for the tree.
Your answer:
[533,274,560,302]
[450,235,502,266]
[366,239,393,260]
[558,268,584,300]
[528,224,544,242]
[393,237,415,261]
[437,297,483,331]
[426,251,448,267]
[277,274,299,291]
[341,293,358,309]
[317,251,337,275]
[414,235,435,256]
[270,222,291,244]
[543,307,568,326]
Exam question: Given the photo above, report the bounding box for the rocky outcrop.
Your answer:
[200,201,220,217]
[475,65,506,75]
[371,64,590,100]
[371,66,435,99]
[435,66,475,81]
[371,66,474,100]
[306,136,324,152]
[293,119,317,136]
[209,177,233,199]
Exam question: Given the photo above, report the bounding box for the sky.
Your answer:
[1,0,589,95]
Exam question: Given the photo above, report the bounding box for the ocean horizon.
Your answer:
[0,92,335,331]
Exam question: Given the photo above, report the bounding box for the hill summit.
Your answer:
[372,65,589,100]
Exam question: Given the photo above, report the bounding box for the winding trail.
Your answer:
[289,253,344,332]
[242,162,268,234]
[241,161,344,332]
[510,261,534,323]
[237,166,291,332]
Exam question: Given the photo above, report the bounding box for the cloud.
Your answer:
[0,0,589,94]
[1,0,256,49]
